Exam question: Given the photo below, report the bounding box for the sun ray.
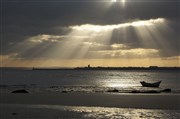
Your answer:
[3,17,177,67]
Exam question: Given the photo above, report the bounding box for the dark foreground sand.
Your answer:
[0,93,180,118]
[0,93,180,109]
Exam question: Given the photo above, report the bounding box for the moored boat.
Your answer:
[140,81,161,87]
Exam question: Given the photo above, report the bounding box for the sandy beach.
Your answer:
[1,92,180,109]
[0,92,180,118]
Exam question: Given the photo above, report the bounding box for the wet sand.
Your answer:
[1,103,180,119]
[0,92,180,109]
[0,93,180,118]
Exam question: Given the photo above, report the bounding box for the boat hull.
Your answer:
[140,81,161,87]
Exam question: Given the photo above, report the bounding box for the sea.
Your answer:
[0,68,179,94]
[1,68,180,118]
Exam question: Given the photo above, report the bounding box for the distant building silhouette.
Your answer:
[149,66,158,69]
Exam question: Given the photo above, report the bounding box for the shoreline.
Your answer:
[1,103,179,119]
[1,92,179,118]
[1,66,180,71]
[1,92,180,110]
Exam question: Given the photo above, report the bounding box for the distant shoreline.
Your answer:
[1,66,180,71]
[73,66,180,71]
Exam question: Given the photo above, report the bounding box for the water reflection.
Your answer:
[68,106,180,119]
[1,104,179,119]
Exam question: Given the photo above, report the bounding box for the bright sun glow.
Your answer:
[122,0,125,3]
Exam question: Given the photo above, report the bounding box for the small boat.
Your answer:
[140,81,161,87]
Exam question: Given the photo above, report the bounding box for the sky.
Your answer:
[1,0,180,67]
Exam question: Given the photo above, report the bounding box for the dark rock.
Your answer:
[131,90,140,93]
[161,88,171,92]
[61,91,68,93]
[12,113,17,115]
[11,89,29,93]
[131,90,160,93]
[145,90,160,93]
[107,89,119,93]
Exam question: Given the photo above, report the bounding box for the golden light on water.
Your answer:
[122,0,126,3]
[111,0,117,2]
[110,0,126,7]
[111,0,126,3]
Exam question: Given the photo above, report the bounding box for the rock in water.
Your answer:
[12,113,17,115]
[61,91,68,93]
[161,88,171,92]
[11,89,29,93]
[107,89,119,93]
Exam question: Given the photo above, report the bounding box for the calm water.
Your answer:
[1,69,180,93]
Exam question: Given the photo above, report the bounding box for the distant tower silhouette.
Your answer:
[88,64,90,68]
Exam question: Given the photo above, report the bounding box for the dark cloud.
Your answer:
[109,19,180,57]
[1,0,179,59]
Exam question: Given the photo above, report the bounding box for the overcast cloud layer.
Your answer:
[1,0,179,61]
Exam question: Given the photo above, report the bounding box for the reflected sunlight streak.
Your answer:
[111,0,117,2]
[122,0,126,3]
